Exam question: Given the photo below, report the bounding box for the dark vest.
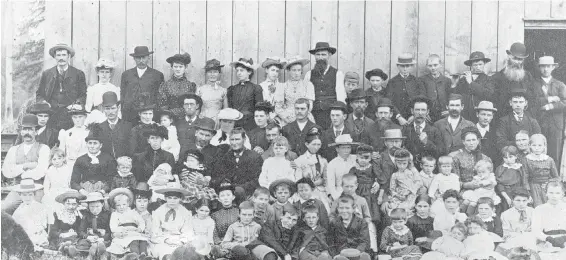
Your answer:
[310,66,338,101]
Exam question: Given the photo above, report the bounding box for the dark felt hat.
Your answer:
[130,46,154,57]
[49,43,75,58]
[329,101,348,113]
[20,114,39,128]
[464,51,491,66]
[144,124,169,140]
[347,89,369,102]
[194,117,217,134]
[376,98,395,109]
[85,123,103,142]
[166,53,191,65]
[365,68,388,81]
[506,42,529,59]
[101,91,120,107]
[134,92,156,112]
[204,59,224,71]
[216,182,236,194]
[309,42,337,55]
[30,102,52,115]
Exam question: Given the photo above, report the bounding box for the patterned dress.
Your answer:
[349,164,380,222]
[211,205,239,243]
[523,154,559,206]
[197,82,227,123]
[275,79,315,125]
[379,225,422,259]
[48,209,82,248]
[388,169,425,214]
[158,75,197,118]
[450,149,491,191]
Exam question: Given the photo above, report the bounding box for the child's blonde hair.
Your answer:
[116,156,132,167]
[273,136,289,149]
[529,134,547,154]
[474,159,493,173]
[437,155,453,166]
[49,147,66,164]
[113,194,131,205]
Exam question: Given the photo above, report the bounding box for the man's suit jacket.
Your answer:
[495,114,541,151]
[384,74,424,118]
[183,143,230,175]
[479,124,499,165]
[282,120,321,156]
[533,77,566,130]
[327,215,370,256]
[320,126,354,161]
[402,122,445,166]
[98,119,133,159]
[492,70,537,117]
[132,148,175,183]
[120,67,164,122]
[359,120,401,153]
[433,117,475,154]
[176,116,213,158]
[418,74,451,122]
[344,114,374,142]
[210,149,263,197]
[36,66,87,107]
[248,127,270,151]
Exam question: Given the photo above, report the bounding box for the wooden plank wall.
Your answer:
[33,0,566,90]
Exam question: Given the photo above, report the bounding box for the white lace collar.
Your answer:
[526,153,549,161]
[503,163,522,169]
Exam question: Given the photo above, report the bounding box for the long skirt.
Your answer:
[357,183,382,223]
[529,181,550,207]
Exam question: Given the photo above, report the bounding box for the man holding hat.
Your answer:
[360,98,401,155]
[474,101,499,164]
[533,56,566,163]
[98,91,133,159]
[496,89,541,152]
[321,101,354,160]
[120,46,165,123]
[2,114,50,214]
[304,42,347,129]
[36,43,87,130]
[385,53,424,126]
[15,101,59,148]
[433,94,475,153]
[132,124,175,183]
[492,42,537,117]
[449,51,495,122]
[345,89,374,142]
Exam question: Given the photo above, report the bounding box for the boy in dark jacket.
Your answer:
[293,178,329,229]
[248,204,300,260]
[289,205,331,260]
[328,194,371,257]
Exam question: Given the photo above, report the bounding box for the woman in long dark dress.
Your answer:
[158,53,197,118]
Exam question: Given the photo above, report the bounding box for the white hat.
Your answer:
[217,108,243,121]
[10,179,43,193]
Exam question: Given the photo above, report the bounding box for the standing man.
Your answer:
[304,42,347,129]
[492,42,537,117]
[345,89,374,142]
[120,46,164,123]
[176,93,211,158]
[449,51,495,122]
[282,98,321,155]
[474,101,499,164]
[534,56,566,164]
[98,91,133,159]
[360,98,401,154]
[15,102,58,148]
[496,89,541,152]
[433,94,475,153]
[36,44,87,130]
[385,53,424,126]
[321,101,351,160]
[2,115,50,214]
[418,54,451,122]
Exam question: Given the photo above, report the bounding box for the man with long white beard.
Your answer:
[492,42,537,117]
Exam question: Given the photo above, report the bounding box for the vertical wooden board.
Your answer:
[258,0,285,83]
[125,0,153,69]
[471,0,498,74]
[444,1,471,75]
[338,1,365,82]
[525,0,551,18]
[364,0,391,87]
[552,0,566,17]
[417,1,445,76]
[206,1,233,87]
[232,0,259,84]
[43,0,72,69]
[180,0,207,86]
[153,0,180,81]
[284,0,312,81]
[390,1,419,76]
[497,1,525,71]
[3,0,13,123]
[72,1,100,86]
[100,0,127,86]
[311,1,338,67]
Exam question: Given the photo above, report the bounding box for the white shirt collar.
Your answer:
[333,125,344,133]
[476,123,489,136]
[447,116,460,129]
[137,67,148,77]
[186,115,197,122]
[58,65,69,74]
[353,114,364,121]
[37,126,46,135]
[513,112,524,121]
[414,121,426,131]
[297,120,307,131]
[542,76,552,84]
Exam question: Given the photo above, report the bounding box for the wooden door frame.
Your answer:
[524,18,566,29]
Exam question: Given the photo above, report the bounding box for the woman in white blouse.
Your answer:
[85,58,120,124]
[58,104,89,165]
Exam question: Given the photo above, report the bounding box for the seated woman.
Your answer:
[531,181,566,259]
[49,190,86,257]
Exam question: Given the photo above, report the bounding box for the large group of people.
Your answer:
[2,40,566,260]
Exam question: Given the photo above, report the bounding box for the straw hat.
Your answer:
[329,134,361,147]
[285,56,310,69]
[381,129,406,140]
[474,101,497,112]
[10,179,43,193]
[55,190,86,203]
[108,188,134,205]
[538,56,559,66]
[217,108,243,121]
[230,58,258,70]
[396,53,416,65]
[81,191,106,203]
[49,43,75,58]
[155,182,189,196]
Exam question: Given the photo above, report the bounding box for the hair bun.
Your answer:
[307,127,321,136]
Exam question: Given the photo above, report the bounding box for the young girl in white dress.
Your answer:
[191,198,215,248]
[58,104,89,165]
[159,111,180,161]
[42,147,73,223]
[85,58,120,124]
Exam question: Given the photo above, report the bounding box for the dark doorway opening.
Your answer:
[524,29,566,83]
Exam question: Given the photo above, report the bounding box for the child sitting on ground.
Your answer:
[270,179,296,220]
[251,187,276,225]
[462,160,501,216]
[259,136,298,188]
[110,156,137,191]
[78,192,111,260]
[148,163,179,202]
[428,156,461,217]
[249,204,300,260]
[379,208,422,260]
[159,111,180,161]
[212,201,261,259]
[191,198,216,249]
[289,205,331,260]
[327,194,371,257]
[498,189,536,252]
[294,178,329,229]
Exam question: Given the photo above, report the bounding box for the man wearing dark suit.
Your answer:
[36,44,87,130]
[176,94,213,158]
[210,128,263,201]
[418,54,451,122]
[384,53,424,126]
[132,125,175,183]
[402,96,444,168]
[474,101,499,164]
[97,92,132,159]
[496,89,541,152]
[282,98,321,156]
[182,117,229,172]
[120,46,164,123]
[433,94,475,153]
[360,98,401,154]
[321,101,351,160]
[14,102,59,148]
[345,89,374,142]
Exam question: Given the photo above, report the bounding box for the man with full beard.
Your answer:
[492,42,537,117]
[345,89,374,142]
[360,98,401,157]
[433,94,475,153]
[304,42,347,129]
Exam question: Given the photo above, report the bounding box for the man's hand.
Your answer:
[419,132,428,144]
[253,146,264,154]
[22,162,38,171]
[464,71,473,84]
[548,96,561,103]
[407,116,415,124]
[284,254,292,260]
[542,104,554,111]
[398,116,408,126]
[415,237,427,243]
[371,182,380,194]
[372,152,381,161]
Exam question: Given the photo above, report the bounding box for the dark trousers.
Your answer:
[48,107,72,130]
[129,240,148,255]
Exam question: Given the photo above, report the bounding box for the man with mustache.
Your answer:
[120,46,164,123]
[433,94,475,153]
[14,102,58,148]
[344,89,374,142]
[2,114,50,214]
[303,42,347,129]
[97,91,133,159]
[360,98,401,157]
[36,44,87,130]
[184,117,228,172]
[492,42,538,117]
[417,54,451,122]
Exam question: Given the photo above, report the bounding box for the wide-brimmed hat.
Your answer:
[329,101,348,113]
[538,56,559,66]
[132,182,152,199]
[20,114,39,128]
[85,123,104,142]
[49,43,75,58]
[382,129,406,140]
[166,53,191,65]
[68,103,88,115]
[108,188,134,206]
[101,91,120,107]
[269,179,297,197]
[217,108,243,121]
[334,249,371,260]
[506,42,529,59]
[474,101,497,112]
[261,57,287,69]
[81,191,106,203]
[130,46,154,57]
[30,102,52,115]
[230,58,258,70]
[309,42,337,55]
[344,72,360,83]
[194,117,217,134]
[143,124,169,140]
[464,51,491,66]
[329,134,361,147]
[347,88,369,102]
[155,182,189,196]
[10,179,43,193]
[376,98,395,109]
[134,92,156,112]
[95,58,116,70]
[396,53,416,65]
[55,190,86,203]
[204,59,224,71]
[284,56,310,69]
[365,68,388,81]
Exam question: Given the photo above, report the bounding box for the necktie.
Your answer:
[416,125,422,135]
[109,123,116,130]
[153,151,158,169]
[517,115,523,122]
[519,209,527,222]
[234,152,241,163]
[92,215,98,231]
[354,118,363,131]
[335,130,341,137]
[165,208,176,222]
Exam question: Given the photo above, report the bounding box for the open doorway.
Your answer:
[524,29,566,82]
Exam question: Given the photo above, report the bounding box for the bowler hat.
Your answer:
[68,103,88,115]
[506,42,529,59]
[269,179,297,197]
[101,91,120,107]
[474,101,497,112]
[10,179,43,193]
[55,190,86,203]
[81,192,105,203]
[30,102,52,115]
[376,98,395,109]
[396,53,416,65]
[382,129,406,140]
[49,43,75,58]
[134,92,156,112]
[347,89,369,102]
[329,101,348,113]
[230,58,258,70]
[538,56,559,66]
[309,42,337,55]
[166,53,191,65]
[194,117,217,134]
[204,59,225,71]
[130,46,154,57]
[261,57,287,69]
[464,51,491,66]
[21,114,39,128]
[143,124,169,140]
[344,72,360,83]
[285,56,310,69]
[329,134,360,147]
[365,68,388,81]
[132,182,152,199]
